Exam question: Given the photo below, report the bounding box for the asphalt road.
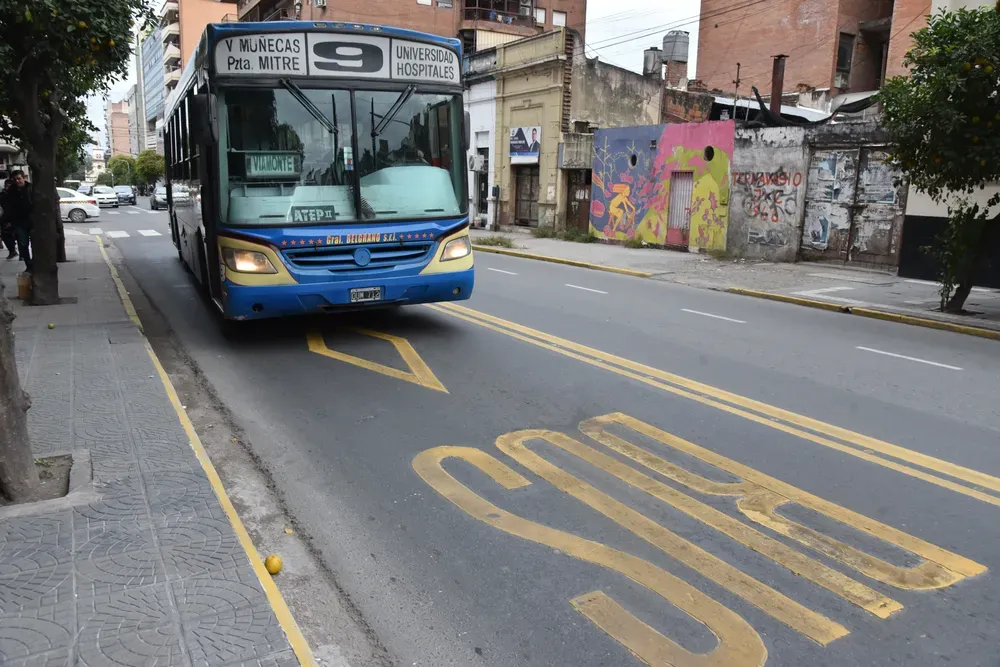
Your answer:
[87,209,1000,667]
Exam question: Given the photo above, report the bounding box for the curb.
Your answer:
[726,287,1000,342]
[472,244,654,278]
[95,239,317,667]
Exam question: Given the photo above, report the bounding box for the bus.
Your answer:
[163,22,474,324]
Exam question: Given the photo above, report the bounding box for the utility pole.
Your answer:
[732,62,741,120]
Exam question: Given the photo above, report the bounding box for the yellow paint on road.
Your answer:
[507,426,900,617]
[413,446,768,667]
[428,302,1000,508]
[306,328,447,393]
[581,414,986,586]
[497,429,849,645]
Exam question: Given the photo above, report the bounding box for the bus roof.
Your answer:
[166,21,462,117]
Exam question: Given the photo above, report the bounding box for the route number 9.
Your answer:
[312,41,384,73]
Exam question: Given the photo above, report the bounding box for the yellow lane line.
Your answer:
[428,302,1000,507]
[306,328,447,393]
[497,430,849,644]
[413,446,769,667]
[510,427,901,615]
[97,240,316,667]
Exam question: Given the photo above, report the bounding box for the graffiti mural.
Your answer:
[589,121,735,251]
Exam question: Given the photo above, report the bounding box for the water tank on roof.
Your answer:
[662,30,689,63]
[642,47,662,78]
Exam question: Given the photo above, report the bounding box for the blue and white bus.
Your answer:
[163,22,474,324]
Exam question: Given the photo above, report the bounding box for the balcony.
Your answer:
[163,44,180,65]
[158,0,178,16]
[161,21,179,42]
[164,69,180,88]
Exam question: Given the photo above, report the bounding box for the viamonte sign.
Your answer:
[215,32,461,86]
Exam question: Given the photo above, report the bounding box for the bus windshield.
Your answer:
[220,86,465,227]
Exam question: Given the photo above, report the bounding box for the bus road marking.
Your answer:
[105,230,129,238]
[414,413,985,666]
[427,302,1000,508]
[138,229,162,237]
[88,228,103,235]
[306,329,447,393]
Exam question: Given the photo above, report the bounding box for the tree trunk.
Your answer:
[27,143,61,305]
[945,213,998,313]
[56,220,67,263]
[0,280,39,502]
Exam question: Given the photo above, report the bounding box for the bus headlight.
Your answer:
[441,236,471,261]
[222,248,277,274]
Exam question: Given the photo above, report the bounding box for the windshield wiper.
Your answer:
[280,79,337,137]
[373,85,416,137]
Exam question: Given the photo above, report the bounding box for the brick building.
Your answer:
[697,0,935,103]
[236,0,586,53]
[105,100,132,157]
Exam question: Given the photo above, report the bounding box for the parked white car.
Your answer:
[58,188,101,223]
[92,185,119,208]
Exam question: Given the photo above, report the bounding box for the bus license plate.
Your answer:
[350,287,382,303]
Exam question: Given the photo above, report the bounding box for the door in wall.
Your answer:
[666,171,694,248]
[514,165,539,227]
[566,169,591,233]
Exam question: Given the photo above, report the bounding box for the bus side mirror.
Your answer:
[190,93,219,146]
[464,111,471,152]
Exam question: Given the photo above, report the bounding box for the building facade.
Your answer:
[161,0,238,100]
[237,0,586,55]
[126,85,142,156]
[105,100,131,157]
[142,26,166,154]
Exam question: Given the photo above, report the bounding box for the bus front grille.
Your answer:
[282,242,434,272]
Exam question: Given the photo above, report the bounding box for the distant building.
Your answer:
[87,147,107,182]
[126,85,142,156]
[133,30,147,154]
[141,25,166,154]
[105,100,131,157]
[237,0,587,55]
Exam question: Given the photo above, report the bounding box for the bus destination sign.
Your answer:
[215,32,460,85]
[244,152,302,179]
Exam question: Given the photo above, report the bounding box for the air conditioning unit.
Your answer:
[314,0,326,7]
[468,154,486,172]
[519,0,532,16]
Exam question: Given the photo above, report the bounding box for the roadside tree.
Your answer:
[107,154,136,186]
[879,5,1000,312]
[135,149,165,187]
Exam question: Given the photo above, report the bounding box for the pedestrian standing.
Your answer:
[0,178,17,260]
[0,170,33,272]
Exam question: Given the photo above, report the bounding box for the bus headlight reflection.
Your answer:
[222,248,278,274]
[441,236,471,261]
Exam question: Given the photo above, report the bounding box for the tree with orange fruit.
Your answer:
[0,0,152,304]
[880,5,1000,312]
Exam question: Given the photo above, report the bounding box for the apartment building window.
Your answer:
[535,7,545,23]
[437,0,452,5]
[835,33,854,87]
[417,0,431,5]
[552,10,566,26]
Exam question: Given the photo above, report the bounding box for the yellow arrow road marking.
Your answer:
[307,328,447,393]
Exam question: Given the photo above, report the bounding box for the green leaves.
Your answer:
[135,149,165,185]
[878,7,1000,204]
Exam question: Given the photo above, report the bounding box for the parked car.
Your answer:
[57,187,101,223]
[114,185,136,205]
[77,183,94,196]
[92,185,119,208]
[150,185,168,210]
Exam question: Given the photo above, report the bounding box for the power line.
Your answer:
[586,0,769,50]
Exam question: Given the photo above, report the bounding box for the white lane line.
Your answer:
[565,283,608,295]
[127,210,141,215]
[64,229,87,236]
[905,278,992,293]
[88,228,103,235]
[105,231,130,238]
[856,346,962,371]
[681,308,747,324]
[138,229,162,237]
[487,267,518,275]
[107,211,120,215]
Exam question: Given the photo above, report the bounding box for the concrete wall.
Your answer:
[180,0,236,68]
[589,121,735,252]
[465,79,497,226]
[570,58,661,129]
[661,88,715,123]
[728,127,809,261]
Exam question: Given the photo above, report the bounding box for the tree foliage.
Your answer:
[96,170,114,186]
[878,6,1000,311]
[55,100,94,185]
[135,149,165,185]
[0,0,152,304]
[107,154,136,185]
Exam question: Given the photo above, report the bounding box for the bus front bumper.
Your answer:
[222,268,474,320]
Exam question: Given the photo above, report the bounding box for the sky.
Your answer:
[85,0,702,148]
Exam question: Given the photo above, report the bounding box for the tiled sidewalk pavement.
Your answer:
[0,238,301,666]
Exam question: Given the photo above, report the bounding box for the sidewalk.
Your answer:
[0,238,307,666]
[471,229,1000,337]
